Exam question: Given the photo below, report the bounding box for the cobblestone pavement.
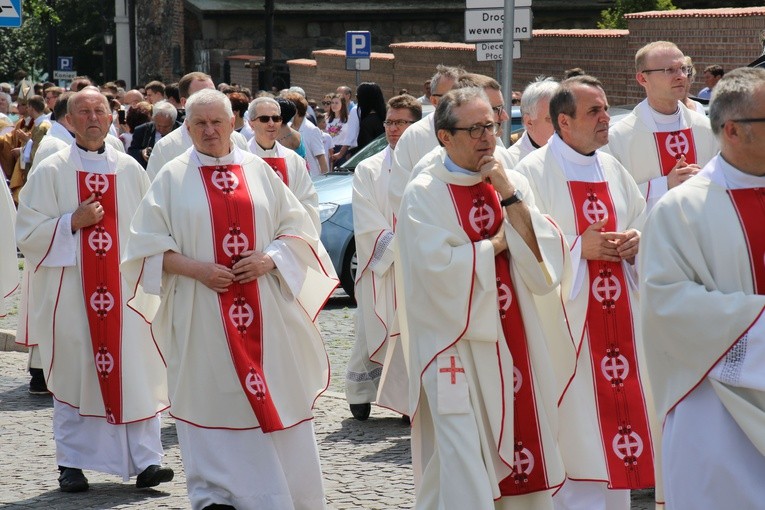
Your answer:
[0,270,654,509]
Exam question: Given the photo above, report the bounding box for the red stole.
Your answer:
[567,181,654,489]
[447,181,549,495]
[728,188,765,294]
[198,164,284,432]
[77,171,124,424]
[652,128,697,176]
[262,157,289,186]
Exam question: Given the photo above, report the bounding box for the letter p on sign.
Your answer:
[345,31,371,58]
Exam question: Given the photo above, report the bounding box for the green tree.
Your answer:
[598,0,677,29]
[0,0,111,84]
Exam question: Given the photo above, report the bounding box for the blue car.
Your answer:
[313,106,524,301]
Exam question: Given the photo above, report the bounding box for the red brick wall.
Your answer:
[288,7,765,106]
[136,0,185,84]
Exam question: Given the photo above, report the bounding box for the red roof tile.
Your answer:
[626,7,765,19]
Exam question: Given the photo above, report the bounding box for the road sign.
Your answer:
[0,0,22,28]
[467,0,531,8]
[58,56,74,71]
[346,58,371,71]
[475,41,520,61]
[345,31,371,58]
[53,70,77,80]
[465,7,532,42]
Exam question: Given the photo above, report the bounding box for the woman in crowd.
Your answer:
[274,97,306,158]
[325,93,352,168]
[355,82,386,151]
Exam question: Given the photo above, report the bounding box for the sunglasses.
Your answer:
[255,115,282,123]
[321,101,332,105]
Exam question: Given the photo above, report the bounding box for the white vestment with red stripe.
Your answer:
[640,155,765,509]
[397,147,568,508]
[122,146,337,509]
[15,145,168,478]
[0,180,17,316]
[604,100,718,211]
[515,135,659,507]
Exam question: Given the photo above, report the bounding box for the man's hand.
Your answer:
[666,155,701,189]
[613,229,640,263]
[193,262,235,293]
[490,227,507,255]
[580,220,621,262]
[71,194,104,231]
[232,250,276,284]
[478,156,514,199]
[14,129,30,144]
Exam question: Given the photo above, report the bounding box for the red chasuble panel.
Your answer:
[652,128,697,177]
[77,171,124,424]
[728,188,765,295]
[447,182,549,495]
[567,181,654,489]
[261,157,289,186]
[199,164,284,433]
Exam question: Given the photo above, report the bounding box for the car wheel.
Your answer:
[340,241,357,302]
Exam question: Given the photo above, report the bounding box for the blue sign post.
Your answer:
[345,31,371,87]
[0,0,22,27]
[58,57,74,72]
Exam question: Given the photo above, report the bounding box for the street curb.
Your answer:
[0,329,26,353]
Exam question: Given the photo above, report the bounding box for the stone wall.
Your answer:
[287,7,765,107]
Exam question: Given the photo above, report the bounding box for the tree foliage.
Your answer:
[598,0,677,29]
[0,0,111,83]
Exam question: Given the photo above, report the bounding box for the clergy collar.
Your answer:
[648,103,681,125]
[549,133,598,165]
[528,133,541,149]
[196,148,237,166]
[255,140,277,152]
[75,142,106,154]
[719,154,765,189]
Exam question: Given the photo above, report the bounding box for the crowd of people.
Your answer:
[0,38,763,510]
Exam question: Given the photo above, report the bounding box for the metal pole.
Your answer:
[355,69,360,89]
[263,0,274,92]
[501,0,515,147]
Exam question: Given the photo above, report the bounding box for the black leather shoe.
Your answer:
[136,464,174,488]
[202,505,237,509]
[58,467,89,492]
[29,368,50,395]
[350,403,371,421]
[401,414,411,426]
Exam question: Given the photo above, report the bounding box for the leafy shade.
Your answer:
[598,0,677,29]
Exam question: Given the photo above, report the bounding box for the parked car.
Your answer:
[313,106,523,301]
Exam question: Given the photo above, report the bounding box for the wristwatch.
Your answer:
[500,190,522,207]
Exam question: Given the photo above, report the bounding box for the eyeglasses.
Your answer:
[723,118,765,128]
[321,101,331,105]
[641,65,692,77]
[451,122,500,139]
[491,104,505,117]
[255,115,282,123]
[383,119,415,128]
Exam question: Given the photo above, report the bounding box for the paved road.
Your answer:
[0,277,654,509]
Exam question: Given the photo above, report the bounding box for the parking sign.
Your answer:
[345,31,371,58]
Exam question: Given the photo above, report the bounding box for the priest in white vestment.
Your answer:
[15,88,172,493]
[505,77,558,167]
[0,180,17,316]
[398,87,568,510]
[640,67,765,510]
[122,89,339,510]
[388,65,464,215]
[604,41,718,211]
[17,90,124,395]
[514,76,657,510]
[246,96,319,233]
[145,72,248,181]
[345,95,421,421]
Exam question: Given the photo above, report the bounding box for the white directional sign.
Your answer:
[475,41,521,62]
[467,0,531,8]
[0,0,21,27]
[465,7,532,42]
[53,70,77,80]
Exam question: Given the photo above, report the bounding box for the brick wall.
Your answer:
[136,0,185,85]
[288,7,765,106]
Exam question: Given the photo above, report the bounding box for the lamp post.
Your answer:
[103,26,114,83]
